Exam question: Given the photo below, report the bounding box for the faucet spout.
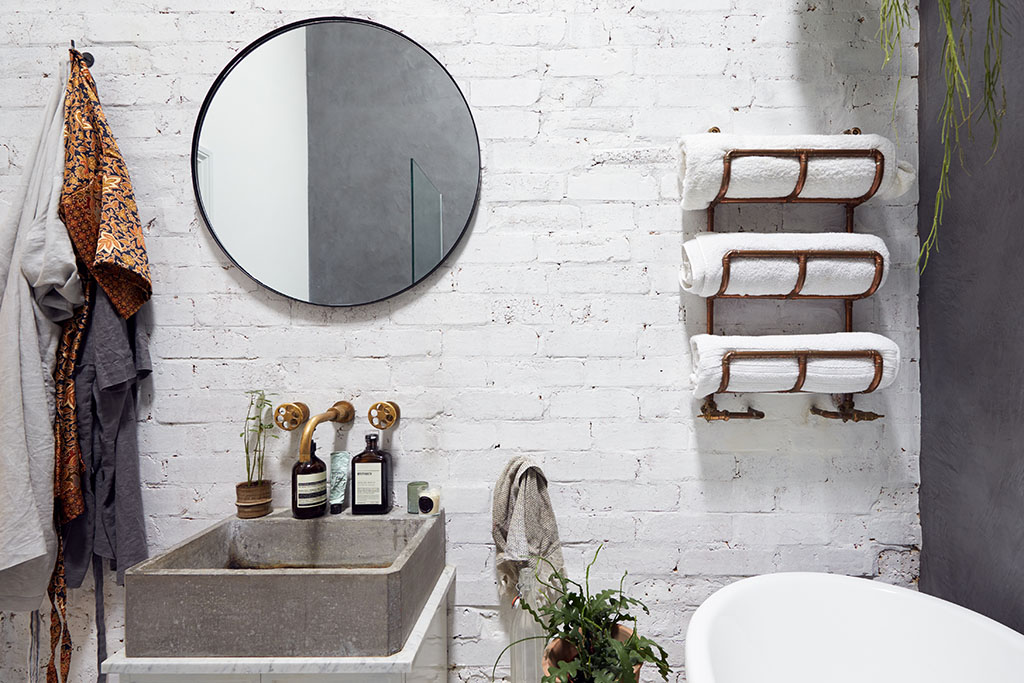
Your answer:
[298,401,355,462]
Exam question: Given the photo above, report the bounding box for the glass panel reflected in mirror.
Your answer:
[411,159,443,283]
[192,18,480,306]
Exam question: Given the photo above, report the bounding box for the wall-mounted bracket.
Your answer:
[810,395,883,422]
[700,395,765,421]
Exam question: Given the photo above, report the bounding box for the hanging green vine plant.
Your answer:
[879,0,1006,272]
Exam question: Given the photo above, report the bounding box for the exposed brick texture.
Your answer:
[0,2,920,681]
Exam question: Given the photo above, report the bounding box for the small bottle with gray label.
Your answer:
[351,433,392,515]
[292,440,327,519]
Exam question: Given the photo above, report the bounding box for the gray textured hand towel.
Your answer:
[491,456,564,602]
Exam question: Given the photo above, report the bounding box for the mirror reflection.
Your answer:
[193,19,480,306]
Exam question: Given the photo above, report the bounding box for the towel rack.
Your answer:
[712,249,886,300]
[708,148,885,213]
[699,128,887,423]
[714,349,884,395]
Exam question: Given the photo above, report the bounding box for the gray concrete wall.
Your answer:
[919,3,1024,631]
[305,21,478,305]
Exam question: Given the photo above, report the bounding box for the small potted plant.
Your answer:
[495,547,671,683]
[235,389,276,518]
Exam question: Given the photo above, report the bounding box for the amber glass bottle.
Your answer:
[351,433,392,515]
[292,440,327,519]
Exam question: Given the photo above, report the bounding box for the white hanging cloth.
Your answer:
[0,57,83,611]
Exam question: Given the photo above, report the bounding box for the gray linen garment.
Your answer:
[61,289,151,682]
[62,288,151,589]
[0,61,83,612]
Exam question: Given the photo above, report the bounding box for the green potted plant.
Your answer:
[495,547,671,683]
[235,389,276,518]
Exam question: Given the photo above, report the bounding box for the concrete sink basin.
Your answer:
[124,510,445,658]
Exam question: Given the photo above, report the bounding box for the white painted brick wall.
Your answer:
[0,2,920,681]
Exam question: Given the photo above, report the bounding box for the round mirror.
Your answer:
[191,18,481,306]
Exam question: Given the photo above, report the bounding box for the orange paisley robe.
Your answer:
[49,49,152,683]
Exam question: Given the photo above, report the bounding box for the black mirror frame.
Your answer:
[190,16,482,307]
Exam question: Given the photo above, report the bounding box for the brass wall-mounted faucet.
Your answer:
[275,400,355,462]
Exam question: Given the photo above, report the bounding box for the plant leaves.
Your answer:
[510,547,672,683]
[543,658,580,683]
[609,638,636,683]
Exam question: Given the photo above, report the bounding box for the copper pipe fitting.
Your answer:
[297,401,355,463]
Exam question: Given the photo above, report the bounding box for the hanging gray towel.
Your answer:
[491,456,564,602]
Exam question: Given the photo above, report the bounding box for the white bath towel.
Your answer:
[679,133,916,210]
[680,232,889,298]
[690,332,900,396]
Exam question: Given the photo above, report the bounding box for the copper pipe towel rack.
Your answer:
[713,249,886,300]
[698,129,887,423]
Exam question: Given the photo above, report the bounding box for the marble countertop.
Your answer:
[102,565,455,675]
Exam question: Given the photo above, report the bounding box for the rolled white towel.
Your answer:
[690,332,900,397]
[680,232,889,298]
[679,133,916,210]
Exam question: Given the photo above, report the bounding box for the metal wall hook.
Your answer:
[70,40,95,67]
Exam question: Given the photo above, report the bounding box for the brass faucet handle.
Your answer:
[274,402,310,431]
[329,400,356,423]
[368,401,400,430]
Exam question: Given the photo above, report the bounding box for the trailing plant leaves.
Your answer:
[880,0,1007,271]
[878,0,912,124]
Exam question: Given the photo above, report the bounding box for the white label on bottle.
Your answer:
[296,472,327,507]
[354,462,383,506]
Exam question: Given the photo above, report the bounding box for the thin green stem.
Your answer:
[919,0,1005,272]
[490,634,549,681]
[882,1,1005,272]
[879,0,912,124]
[242,389,275,485]
[981,0,1006,157]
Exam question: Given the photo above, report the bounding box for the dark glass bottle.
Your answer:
[351,433,392,515]
[292,440,327,519]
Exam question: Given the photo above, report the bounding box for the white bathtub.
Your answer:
[685,572,1024,683]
